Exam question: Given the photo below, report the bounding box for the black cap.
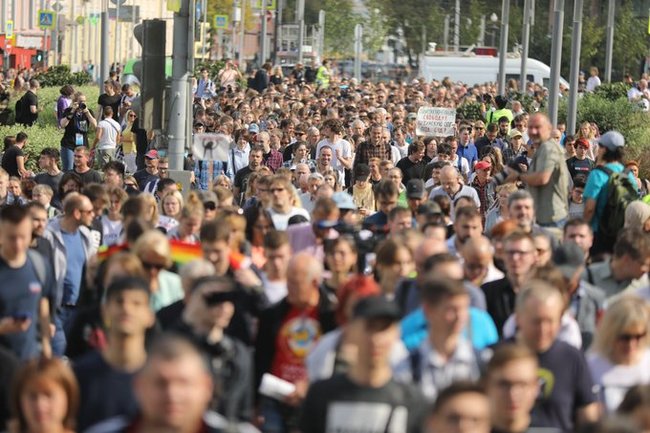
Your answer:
[406,179,426,199]
[352,296,401,321]
[552,242,585,279]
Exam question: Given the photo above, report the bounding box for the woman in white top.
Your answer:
[159,190,183,232]
[587,296,650,412]
[101,186,128,246]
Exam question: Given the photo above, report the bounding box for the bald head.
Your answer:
[415,237,448,277]
[462,236,496,285]
[528,113,552,145]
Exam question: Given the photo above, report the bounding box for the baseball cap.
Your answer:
[332,191,357,210]
[407,112,417,120]
[475,161,491,171]
[352,295,401,321]
[198,190,218,206]
[144,149,159,159]
[248,123,260,134]
[508,128,523,139]
[597,131,625,151]
[552,242,585,279]
[406,179,426,199]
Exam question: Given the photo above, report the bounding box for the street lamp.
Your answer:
[489,13,499,47]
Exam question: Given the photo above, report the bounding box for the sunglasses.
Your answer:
[618,332,646,342]
[203,201,217,211]
[204,291,238,306]
[125,183,137,188]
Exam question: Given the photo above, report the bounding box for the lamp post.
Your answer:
[489,13,498,47]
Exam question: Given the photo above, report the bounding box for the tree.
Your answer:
[363,0,388,59]
[322,0,360,57]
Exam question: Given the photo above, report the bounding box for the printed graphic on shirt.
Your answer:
[325,402,408,433]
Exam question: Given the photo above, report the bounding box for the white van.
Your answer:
[419,54,570,89]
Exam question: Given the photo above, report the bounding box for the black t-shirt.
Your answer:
[566,156,594,179]
[300,374,426,433]
[74,168,103,185]
[133,169,159,192]
[61,107,95,149]
[481,277,515,337]
[73,350,140,432]
[97,93,122,121]
[396,157,427,184]
[21,91,38,126]
[34,171,64,208]
[531,340,598,433]
[156,300,184,330]
[234,166,253,191]
[1,145,23,177]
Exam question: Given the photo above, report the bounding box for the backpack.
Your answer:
[595,166,638,242]
[14,95,25,124]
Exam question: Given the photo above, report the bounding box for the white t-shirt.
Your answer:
[587,349,650,412]
[267,206,311,231]
[316,138,352,173]
[101,215,123,246]
[586,76,601,92]
[96,118,121,150]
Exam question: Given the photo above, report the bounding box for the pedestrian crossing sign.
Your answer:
[214,14,228,29]
[38,10,56,30]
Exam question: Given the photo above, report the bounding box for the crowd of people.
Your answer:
[1,58,650,433]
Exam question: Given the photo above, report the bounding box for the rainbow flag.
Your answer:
[96,240,203,267]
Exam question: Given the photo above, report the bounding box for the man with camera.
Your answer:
[60,93,97,171]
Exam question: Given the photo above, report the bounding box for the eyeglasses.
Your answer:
[142,261,166,271]
[80,208,95,214]
[618,332,647,342]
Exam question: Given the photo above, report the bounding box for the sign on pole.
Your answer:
[5,20,14,38]
[192,133,230,161]
[38,10,56,29]
[415,107,457,137]
[214,14,228,29]
[255,0,276,9]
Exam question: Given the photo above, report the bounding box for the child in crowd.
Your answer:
[350,164,375,216]
[32,184,61,218]
[568,174,586,219]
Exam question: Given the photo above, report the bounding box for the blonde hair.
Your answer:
[32,184,54,198]
[160,190,184,217]
[139,193,159,226]
[180,191,204,220]
[591,296,650,361]
[213,174,232,190]
[132,230,173,268]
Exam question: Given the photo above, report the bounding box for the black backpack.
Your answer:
[596,166,638,243]
[14,95,25,124]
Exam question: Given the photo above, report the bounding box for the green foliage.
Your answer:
[362,2,388,58]
[593,82,629,101]
[323,0,360,57]
[33,65,92,88]
[456,102,483,121]
[0,85,100,172]
[556,93,650,175]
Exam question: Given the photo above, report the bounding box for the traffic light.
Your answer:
[133,19,166,131]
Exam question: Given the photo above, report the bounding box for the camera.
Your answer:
[78,102,87,110]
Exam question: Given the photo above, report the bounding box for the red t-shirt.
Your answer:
[270,305,322,383]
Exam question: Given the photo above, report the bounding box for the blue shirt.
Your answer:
[457,143,478,169]
[0,255,55,359]
[401,307,498,351]
[582,162,637,232]
[62,230,85,305]
[194,160,229,191]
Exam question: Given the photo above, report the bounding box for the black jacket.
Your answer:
[481,277,515,337]
[172,322,254,422]
[254,290,337,389]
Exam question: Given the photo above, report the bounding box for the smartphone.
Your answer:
[12,312,31,321]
